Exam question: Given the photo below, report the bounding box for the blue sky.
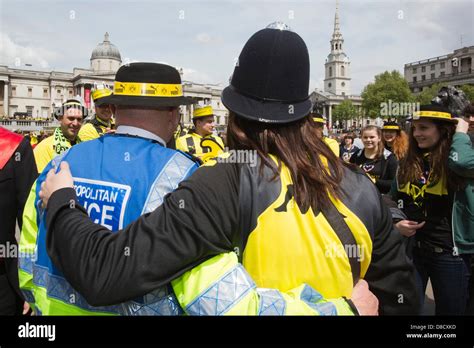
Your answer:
[0,0,473,94]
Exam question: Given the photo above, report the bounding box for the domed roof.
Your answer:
[90,33,121,61]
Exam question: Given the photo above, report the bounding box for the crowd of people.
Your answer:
[1,23,473,317]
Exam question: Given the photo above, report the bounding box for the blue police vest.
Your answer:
[32,134,198,315]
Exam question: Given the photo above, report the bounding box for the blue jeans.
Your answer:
[413,246,471,315]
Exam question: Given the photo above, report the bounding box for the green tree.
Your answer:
[460,85,474,102]
[333,100,357,125]
[361,70,414,119]
[413,83,444,104]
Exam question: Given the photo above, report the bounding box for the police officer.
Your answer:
[41,24,418,315]
[18,63,199,315]
[176,105,225,162]
[33,97,84,173]
[78,84,115,141]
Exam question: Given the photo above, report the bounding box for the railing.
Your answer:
[405,54,451,67]
[0,119,59,131]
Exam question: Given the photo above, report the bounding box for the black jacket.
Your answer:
[350,148,398,193]
[0,136,38,301]
[45,159,418,315]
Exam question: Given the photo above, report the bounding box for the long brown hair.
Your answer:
[397,120,463,191]
[361,125,384,158]
[384,130,409,160]
[227,112,343,213]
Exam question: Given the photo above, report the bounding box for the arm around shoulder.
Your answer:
[449,132,474,177]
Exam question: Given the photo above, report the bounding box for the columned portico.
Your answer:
[3,81,9,117]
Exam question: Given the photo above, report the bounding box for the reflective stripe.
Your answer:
[32,264,121,314]
[186,136,196,154]
[18,253,35,274]
[22,289,36,304]
[185,264,255,315]
[50,151,68,170]
[257,289,286,315]
[300,284,323,303]
[300,284,337,315]
[119,286,184,316]
[32,264,182,315]
[141,153,196,214]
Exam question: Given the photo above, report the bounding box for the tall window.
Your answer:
[28,87,32,97]
[421,66,426,72]
[41,107,49,118]
[440,62,446,68]
[26,106,33,117]
[341,66,345,77]
[11,86,16,96]
[43,88,48,98]
[329,66,333,77]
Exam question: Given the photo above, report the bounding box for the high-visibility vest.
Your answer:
[19,134,198,315]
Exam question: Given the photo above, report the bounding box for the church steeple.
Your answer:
[330,0,344,52]
[324,0,351,96]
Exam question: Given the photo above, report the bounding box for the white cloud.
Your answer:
[0,32,60,69]
[181,67,215,84]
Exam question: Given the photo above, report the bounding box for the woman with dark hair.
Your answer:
[350,125,398,193]
[391,104,469,315]
[382,121,409,160]
[340,133,359,162]
[39,24,417,315]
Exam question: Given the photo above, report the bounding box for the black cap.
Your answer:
[104,62,193,108]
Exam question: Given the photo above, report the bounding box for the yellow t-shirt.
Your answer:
[78,123,100,142]
[33,135,55,173]
[176,132,225,162]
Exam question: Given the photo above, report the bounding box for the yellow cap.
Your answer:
[193,105,213,118]
[313,117,325,124]
[412,110,454,122]
[92,88,112,101]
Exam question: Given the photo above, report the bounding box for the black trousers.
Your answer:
[466,259,474,315]
[0,273,23,315]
